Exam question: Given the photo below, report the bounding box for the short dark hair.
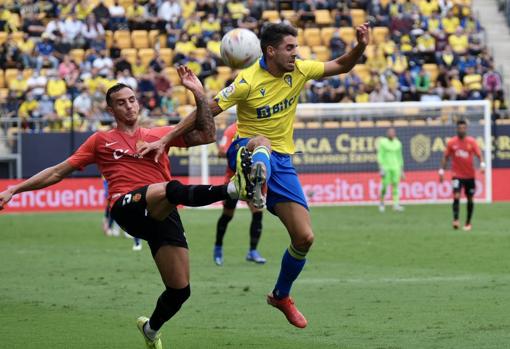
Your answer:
[106,83,134,107]
[456,119,468,126]
[260,23,297,57]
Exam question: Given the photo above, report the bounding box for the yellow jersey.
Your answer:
[215,58,324,154]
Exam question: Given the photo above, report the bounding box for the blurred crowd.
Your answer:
[0,0,506,132]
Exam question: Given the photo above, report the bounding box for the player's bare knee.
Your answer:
[294,232,314,251]
[454,193,461,200]
[247,136,271,152]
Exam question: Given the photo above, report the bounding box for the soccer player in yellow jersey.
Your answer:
[139,23,370,329]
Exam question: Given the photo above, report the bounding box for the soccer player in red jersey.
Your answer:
[0,66,251,349]
[213,122,266,266]
[439,120,485,231]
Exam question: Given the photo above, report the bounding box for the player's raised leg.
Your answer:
[246,136,272,209]
[267,202,313,329]
[138,245,190,349]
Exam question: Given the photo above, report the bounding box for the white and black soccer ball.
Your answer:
[220,28,262,69]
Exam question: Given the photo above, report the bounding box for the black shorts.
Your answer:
[110,185,188,256]
[223,196,238,210]
[452,178,476,196]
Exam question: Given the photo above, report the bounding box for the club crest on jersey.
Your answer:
[260,88,266,96]
[221,84,235,99]
[284,74,292,87]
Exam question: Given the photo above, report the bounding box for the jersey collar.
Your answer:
[259,56,269,71]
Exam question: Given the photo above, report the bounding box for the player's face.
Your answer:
[387,128,396,139]
[457,124,467,138]
[270,35,298,73]
[108,88,140,126]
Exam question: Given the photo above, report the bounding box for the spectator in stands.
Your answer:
[181,0,196,19]
[82,14,105,51]
[148,51,165,73]
[93,50,113,77]
[75,0,94,21]
[165,17,184,49]
[196,0,218,16]
[373,0,391,27]
[246,0,263,20]
[425,10,442,35]
[204,70,224,98]
[58,55,79,82]
[113,52,132,75]
[73,87,93,119]
[226,0,249,20]
[54,93,72,127]
[416,31,436,63]
[0,35,21,69]
[18,92,39,126]
[159,89,178,117]
[448,27,468,55]
[18,32,35,68]
[201,13,221,40]
[333,3,352,27]
[62,13,85,47]
[398,70,416,101]
[220,12,236,35]
[109,38,121,61]
[35,34,59,70]
[117,69,138,90]
[158,0,181,24]
[138,74,158,111]
[127,2,146,30]
[153,70,172,102]
[52,32,72,62]
[483,65,503,96]
[132,56,147,78]
[415,68,431,95]
[418,0,439,18]
[9,70,28,98]
[198,53,217,80]
[109,0,128,31]
[387,48,408,75]
[34,94,57,130]
[21,12,45,37]
[4,91,21,118]
[366,45,387,74]
[298,0,316,25]
[174,32,196,63]
[463,66,483,99]
[143,0,161,31]
[390,13,413,42]
[44,16,65,41]
[370,83,396,102]
[468,34,483,56]
[93,0,110,30]
[355,84,370,103]
[329,31,347,59]
[237,13,259,32]
[46,71,68,99]
[441,10,460,34]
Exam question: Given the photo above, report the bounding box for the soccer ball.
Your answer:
[220,28,262,69]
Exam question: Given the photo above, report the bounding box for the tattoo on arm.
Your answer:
[183,95,219,146]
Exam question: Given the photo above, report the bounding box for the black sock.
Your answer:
[165,180,229,207]
[453,198,460,220]
[149,285,191,331]
[466,198,474,224]
[215,214,233,246]
[249,212,263,250]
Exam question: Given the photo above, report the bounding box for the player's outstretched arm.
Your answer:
[322,22,370,77]
[0,161,75,210]
[137,67,223,160]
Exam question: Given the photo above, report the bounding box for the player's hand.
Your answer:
[0,188,14,210]
[178,65,204,96]
[137,139,166,163]
[356,22,370,46]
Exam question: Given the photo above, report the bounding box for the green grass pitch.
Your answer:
[1,203,509,349]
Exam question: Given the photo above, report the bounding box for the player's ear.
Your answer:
[267,46,275,58]
[106,105,114,116]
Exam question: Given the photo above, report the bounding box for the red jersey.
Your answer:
[445,136,481,179]
[219,123,237,182]
[67,127,185,202]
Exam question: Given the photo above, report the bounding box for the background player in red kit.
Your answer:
[0,66,250,349]
[213,122,266,266]
[439,119,485,231]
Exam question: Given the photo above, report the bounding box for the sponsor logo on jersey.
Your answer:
[260,88,266,96]
[255,95,298,119]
